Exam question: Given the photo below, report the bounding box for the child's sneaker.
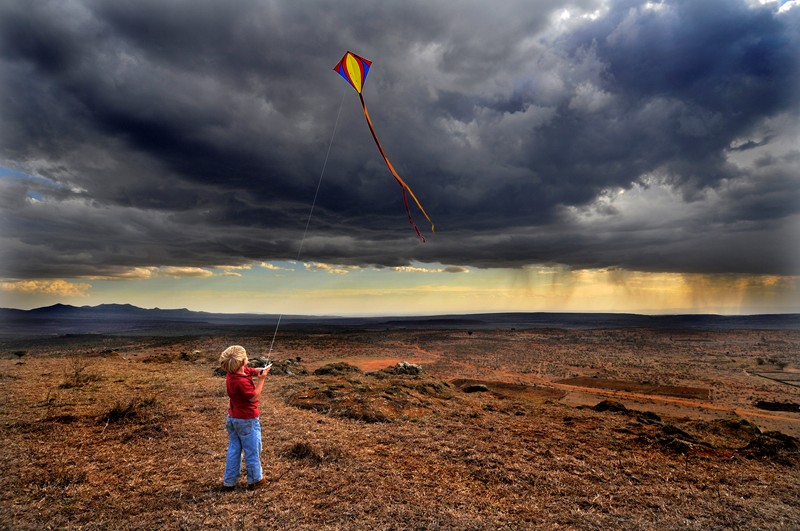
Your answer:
[248,478,267,490]
[221,484,235,492]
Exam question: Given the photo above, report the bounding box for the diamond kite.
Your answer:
[334,51,434,241]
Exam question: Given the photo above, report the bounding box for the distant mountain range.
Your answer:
[0,303,798,337]
[0,303,295,337]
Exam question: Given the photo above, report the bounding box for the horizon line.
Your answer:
[3,302,799,319]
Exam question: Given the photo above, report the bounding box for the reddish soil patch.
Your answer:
[556,376,710,400]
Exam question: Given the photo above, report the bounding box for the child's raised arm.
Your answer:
[249,366,270,402]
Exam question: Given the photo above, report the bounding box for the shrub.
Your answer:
[99,396,160,424]
[282,441,344,465]
[60,355,100,389]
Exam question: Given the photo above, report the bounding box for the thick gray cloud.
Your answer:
[1,0,798,279]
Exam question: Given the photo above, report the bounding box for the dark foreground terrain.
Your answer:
[1,326,799,529]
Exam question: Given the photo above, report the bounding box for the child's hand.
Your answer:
[258,365,271,378]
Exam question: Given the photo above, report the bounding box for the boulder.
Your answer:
[248,356,272,368]
[741,431,800,463]
[592,400,628,413]
[754,401,800,413]
[269,359,308,376]
[377,361,423,376]
[636,411,662,424]
[314,362,362,376]
[463,384,490,393]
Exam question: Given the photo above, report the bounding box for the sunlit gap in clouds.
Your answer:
[2,262,797,316]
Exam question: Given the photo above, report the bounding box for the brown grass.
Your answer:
[1,328,799,529]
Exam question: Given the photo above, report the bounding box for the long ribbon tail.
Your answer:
[400,186,425,241]
[359,93,434,240]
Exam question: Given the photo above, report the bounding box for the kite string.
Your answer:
[267,90,346,356]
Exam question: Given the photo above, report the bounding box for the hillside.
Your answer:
[1,326,798,528]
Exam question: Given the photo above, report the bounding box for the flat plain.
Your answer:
[1,326,799,529]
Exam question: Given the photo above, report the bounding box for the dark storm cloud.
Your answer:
[1,0,798,279]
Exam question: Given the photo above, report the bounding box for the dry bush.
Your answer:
[282,441,345,465]
[98,395,162,425]
[59,354,100,389]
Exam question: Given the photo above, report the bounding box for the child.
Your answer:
[219,345,270,490]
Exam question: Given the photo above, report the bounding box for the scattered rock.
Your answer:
[660,437,695,455]
[635,411,662,424]
[215,357,308,377]
[248,356,271,368]
[754,400,800,413]
[272,361,307,376]
[334,401,391,423]
[590,401,663,426]
[287,374,451,422]
[260,358,309,376]
[313,362,362,376]
[740,431,800,464]
[662,424,699,442]
[654,424,718,455]
[410,380,452,399]
[592,400,628,413]
[287,384,392,423]
[372,361,423,376]
[702,417,762,440]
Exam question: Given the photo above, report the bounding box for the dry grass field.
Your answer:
[1,327,799,529]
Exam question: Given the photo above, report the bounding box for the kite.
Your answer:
[334,51,434,241]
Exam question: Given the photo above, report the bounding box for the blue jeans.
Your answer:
[224,416,263,486]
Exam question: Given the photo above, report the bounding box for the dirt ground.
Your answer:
[1,327,799,529]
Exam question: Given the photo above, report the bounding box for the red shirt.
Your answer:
[226,367,261,419]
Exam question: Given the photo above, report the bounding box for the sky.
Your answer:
[1,0,799,316]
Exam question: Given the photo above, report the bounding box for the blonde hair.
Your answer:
[219,345,247,373]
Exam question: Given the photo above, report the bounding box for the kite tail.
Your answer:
[358,93,434,240]
[400,186,425,242]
